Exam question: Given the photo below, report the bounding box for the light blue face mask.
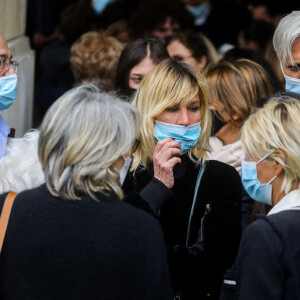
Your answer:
[186,3,208,18]
[280,63,300,95]
[92,0,114,14]
[154,121,201,154]
[241,152,277,205]
[186,3,210,25]
[284,74,300,94]
[0,74,18,111]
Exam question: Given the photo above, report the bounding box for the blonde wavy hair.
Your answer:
[241,97,300,194]
[39,84,141,200]
[131,58,211,170]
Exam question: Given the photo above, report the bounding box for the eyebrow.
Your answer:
[189,100,201,105]
[0,54,12,60]
[130,73,144,77]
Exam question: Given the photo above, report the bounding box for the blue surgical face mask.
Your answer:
[186,3,209,18]
[92,0,114,14]
[280,63,300,95]
[154,121,201,154]
[241,152,277,205]
[0,74,18,111]
[284,74,300,94]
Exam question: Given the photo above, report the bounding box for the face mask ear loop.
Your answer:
[267,175,277,185]
[280,62,285,76]
[256,150,275,165]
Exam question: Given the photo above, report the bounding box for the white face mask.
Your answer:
[114,156,132,186]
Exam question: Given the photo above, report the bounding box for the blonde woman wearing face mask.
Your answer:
[122,58,242,300]
[221,97,300,299]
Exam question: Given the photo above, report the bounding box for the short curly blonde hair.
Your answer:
[241,97,300,194]
[70,31,123,91]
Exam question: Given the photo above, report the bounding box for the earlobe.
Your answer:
[275,162,284,176]
[232,114,240,121]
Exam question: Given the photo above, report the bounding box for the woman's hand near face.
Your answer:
[153,138,181,189]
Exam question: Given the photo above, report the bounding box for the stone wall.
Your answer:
[0,0,35,137]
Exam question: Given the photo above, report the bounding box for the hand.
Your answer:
[153,138,181,189]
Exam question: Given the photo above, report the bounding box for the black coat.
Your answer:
[0,185,173,300]
[233,210,300,299]
[123,157,242,299]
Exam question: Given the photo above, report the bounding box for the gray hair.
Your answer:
[273,11,300,67]
[38,84,141,200]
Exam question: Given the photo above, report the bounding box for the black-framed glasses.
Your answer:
[131,138,140,154]
[0,58,19,73]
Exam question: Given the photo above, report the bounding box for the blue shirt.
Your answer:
[0,115,10,158]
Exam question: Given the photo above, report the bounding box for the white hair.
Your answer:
[273,10,300,67]
[0,129,44,193]
[39,83,141,200]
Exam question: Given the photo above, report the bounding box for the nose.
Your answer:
[177,108,190,126]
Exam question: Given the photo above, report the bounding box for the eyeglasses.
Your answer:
[131,138,140,154]
[0,57,19,74]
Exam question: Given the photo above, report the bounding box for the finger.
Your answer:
[164,157,181,169]
[160,147,182,161]
[159,140,181,154]
[160,157,181,174]
[155,138,175,152]
[153,146,181,167]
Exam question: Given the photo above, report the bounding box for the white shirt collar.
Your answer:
[268,189,300,216]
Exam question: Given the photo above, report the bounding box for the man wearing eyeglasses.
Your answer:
[0,34,19,158]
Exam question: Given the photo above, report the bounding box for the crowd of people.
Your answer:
[0,1,300,299]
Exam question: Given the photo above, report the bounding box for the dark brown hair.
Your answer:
[115,37,169,94]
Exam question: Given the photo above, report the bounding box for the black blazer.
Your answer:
[225,209,300,300]
[123,157,243,299]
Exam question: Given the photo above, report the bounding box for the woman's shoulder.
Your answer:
[240,216,283,256]
[0,184,50,218]
[266,210,300,240]
[209,136,224,150]
[204,159,241,179]
[193,160,242,207]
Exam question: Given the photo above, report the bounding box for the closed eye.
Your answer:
[166,106,179,112]
[188,105,200,112]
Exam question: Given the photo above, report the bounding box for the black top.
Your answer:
[123,156,242,299]
[0,184,173,300]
